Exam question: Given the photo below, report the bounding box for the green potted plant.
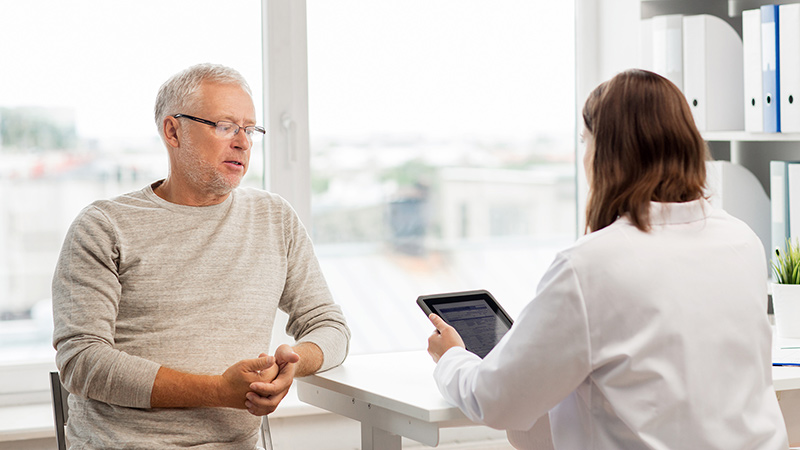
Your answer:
[772,239,800,338]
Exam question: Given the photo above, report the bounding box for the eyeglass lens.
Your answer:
[214,121,264,142]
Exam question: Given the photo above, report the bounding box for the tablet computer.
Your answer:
[417,289,513,358]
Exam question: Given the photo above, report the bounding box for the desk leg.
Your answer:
[361,424,402,450]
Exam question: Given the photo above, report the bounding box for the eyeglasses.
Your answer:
[173,114,266,142]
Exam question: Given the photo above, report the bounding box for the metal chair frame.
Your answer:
[49,371,69,450]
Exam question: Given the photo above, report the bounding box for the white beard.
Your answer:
[177,132,241,197]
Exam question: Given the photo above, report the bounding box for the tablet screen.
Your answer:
[417,290,513,358]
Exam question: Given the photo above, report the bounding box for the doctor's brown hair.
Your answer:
[582,69,709,233]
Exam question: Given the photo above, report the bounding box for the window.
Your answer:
[1,0,577,406]
[0,0,263,398]
[306,0,577,354]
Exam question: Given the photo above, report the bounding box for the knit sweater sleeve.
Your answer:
[277,199,351,371]
[52,204,160,408]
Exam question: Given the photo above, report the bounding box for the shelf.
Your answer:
[728,0,798,17]
[640,1,738,31]
[641,0,798,19]
[703,131,800,142]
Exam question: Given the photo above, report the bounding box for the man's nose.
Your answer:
[232,129,251,150]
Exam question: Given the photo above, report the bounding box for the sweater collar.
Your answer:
[143,180,234,215]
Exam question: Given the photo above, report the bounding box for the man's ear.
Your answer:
[163,116,181,148]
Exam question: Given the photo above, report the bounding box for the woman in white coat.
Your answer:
[427,69,789,450]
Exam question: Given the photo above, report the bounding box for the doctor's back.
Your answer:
[429,69,788,450]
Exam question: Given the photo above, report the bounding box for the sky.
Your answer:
[0,0,263,141]
[0,0,574,142]
[306,0,576,140]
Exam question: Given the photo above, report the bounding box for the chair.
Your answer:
[49,371,273,450]
[259,416,274,450]
[49,371,69,450]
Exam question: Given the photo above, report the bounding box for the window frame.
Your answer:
[262,0,312,226]
[0,0,310,406]
[0,0,584,409]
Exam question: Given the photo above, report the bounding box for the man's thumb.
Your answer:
[276,345,300,364]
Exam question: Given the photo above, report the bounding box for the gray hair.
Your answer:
[154,63,252,143]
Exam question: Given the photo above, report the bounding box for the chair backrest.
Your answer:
[49,371,68,450]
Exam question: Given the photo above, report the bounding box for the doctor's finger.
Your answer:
[428,314,453,333]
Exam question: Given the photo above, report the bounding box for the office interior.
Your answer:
[2,0,800,448]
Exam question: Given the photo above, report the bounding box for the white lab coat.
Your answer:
[434,200,788,450]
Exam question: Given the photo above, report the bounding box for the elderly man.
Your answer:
[52,63,350,448]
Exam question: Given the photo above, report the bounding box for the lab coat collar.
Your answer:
[642,198,710,226]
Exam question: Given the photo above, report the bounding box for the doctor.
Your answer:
[427,69,788,449]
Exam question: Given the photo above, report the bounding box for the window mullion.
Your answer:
[261,0,312,227]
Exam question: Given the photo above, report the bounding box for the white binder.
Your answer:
[682,14,744,131]
[651,15,684,91]
[780,4,800,132]
[769,161,800,258]
[743,8,764,132]
[772,161,790,258]
[789,163,800,243]
[705,161,770,266]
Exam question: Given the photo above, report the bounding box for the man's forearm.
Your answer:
[292,342,324,377]
[151,356,276,409]
[150,366,224,408]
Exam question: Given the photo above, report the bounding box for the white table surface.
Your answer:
[298,350,800,449]
[774,332,800,391]
[297,350,471,449]
[775,366,800,391]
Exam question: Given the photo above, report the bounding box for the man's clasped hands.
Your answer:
[220,344,300,416]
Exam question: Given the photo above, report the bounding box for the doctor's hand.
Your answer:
[427,313,466,363]
[245,345,300,416]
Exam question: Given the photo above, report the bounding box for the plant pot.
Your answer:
[772,283,800,338]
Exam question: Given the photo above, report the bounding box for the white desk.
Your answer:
[296,351,472,450]
[774,366,800,391]
[297,350,800,450]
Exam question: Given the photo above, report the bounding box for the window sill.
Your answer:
[0,387,326,443]
[0,403,53,442]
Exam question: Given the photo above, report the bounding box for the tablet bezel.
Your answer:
[417,289,514,357]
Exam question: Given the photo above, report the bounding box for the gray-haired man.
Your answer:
[52,63,350,449]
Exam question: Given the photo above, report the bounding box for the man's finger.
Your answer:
[249,382,276,395]
[249,378,288,396]
[245,393,281,416]
[250,355,275,371]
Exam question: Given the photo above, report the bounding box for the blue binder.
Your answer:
[762,4,781,132]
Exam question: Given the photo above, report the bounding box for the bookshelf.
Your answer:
[640,0,797,17]
[729,0,799,16]
[639,0,800,197]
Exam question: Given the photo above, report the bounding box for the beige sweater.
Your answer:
[52,183,350,449]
